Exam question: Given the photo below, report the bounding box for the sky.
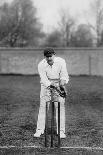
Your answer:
[2,0,93,32]
[33,0,93,32]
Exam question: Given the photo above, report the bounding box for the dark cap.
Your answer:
[44,48,55,57]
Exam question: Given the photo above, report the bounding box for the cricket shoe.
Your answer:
[34,130,44,137]
[60,131,66,138]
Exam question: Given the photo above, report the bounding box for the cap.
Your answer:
[44,48,55,57]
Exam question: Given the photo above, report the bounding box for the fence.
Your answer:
[0,48,103,76]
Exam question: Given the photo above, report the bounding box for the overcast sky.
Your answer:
[2,0,93,32]
[33,0,93,32]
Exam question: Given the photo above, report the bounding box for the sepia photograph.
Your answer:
[0,0,103,154]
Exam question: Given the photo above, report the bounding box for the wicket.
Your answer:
[45,100,60,147]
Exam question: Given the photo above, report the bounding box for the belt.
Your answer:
[48,79,60,85]
[48,78,60,82]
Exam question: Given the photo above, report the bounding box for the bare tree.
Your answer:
[0,0,44,47]
[58,9,75,47]
[87,0,103,46]
[44,30,63,47]
[70,24,93,47]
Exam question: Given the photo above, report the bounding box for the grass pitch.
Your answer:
[0,75,103,148]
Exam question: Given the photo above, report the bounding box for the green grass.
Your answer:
[0,75,103,148]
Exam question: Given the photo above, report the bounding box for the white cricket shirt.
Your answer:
[38,57,69,87]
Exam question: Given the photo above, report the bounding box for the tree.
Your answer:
[87,0,103,46]
[58,9,75,47]
[44,30,63,47]
[99,30,103,46]
[70,24,93,47]
[0,0,44,47]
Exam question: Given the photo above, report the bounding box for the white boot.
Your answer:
[60,131,66,138]
[34,130,44,137]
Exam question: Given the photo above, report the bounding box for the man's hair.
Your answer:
[44,48,55,57]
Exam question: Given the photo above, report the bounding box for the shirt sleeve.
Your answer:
[60,59,69,84]
[38,63,51,87]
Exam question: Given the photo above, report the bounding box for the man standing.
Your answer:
[34,48,69,138]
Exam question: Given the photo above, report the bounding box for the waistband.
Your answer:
[48,78,60,83]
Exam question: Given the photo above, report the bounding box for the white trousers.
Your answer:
[36,84,66,133]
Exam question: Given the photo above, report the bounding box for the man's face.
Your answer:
[45,55,55,66]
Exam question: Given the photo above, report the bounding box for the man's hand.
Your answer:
[49,81,59,89]
[60,79,66,86]
[59,85,67,98]
[48,82,67,98]
[48,82,58,90]
[51,81,58,87]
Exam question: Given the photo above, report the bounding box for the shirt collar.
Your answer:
[44,56,56,66]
